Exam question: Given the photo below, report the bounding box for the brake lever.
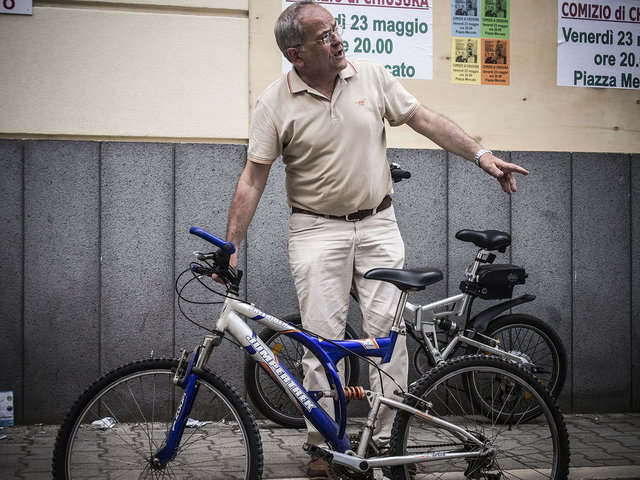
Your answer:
[194,251,215,261]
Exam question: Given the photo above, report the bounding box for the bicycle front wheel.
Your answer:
[389,355,570,480]
[52,358,263,479]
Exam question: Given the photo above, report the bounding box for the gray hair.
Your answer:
[274,0,315,62]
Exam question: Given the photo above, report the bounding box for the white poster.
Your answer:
[557,0,640,89]
[282,0,433,79]
[0,0,32,15]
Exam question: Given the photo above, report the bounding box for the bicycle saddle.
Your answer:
[455,229,511,252]
[364,268,443,292]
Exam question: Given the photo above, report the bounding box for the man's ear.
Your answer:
[287,47,304,67]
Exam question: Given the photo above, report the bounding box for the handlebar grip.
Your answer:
[189,227,236,254]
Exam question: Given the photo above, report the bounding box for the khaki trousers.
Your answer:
[287,205,408,447]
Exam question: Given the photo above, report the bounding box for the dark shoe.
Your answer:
[306,457,329,479]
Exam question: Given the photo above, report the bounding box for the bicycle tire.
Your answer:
[412,314,567,405]
[244,313,360,428]
[52,358,263,480]
[412,344,432,376]
[388,355,570,480]
[483,313,567,399]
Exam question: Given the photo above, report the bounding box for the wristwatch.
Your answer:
[473,148,492,167]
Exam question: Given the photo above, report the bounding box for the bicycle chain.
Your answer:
[406,441,461,450]
[327,434,377,480]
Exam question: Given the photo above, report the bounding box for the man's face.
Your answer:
[296,6,347,78]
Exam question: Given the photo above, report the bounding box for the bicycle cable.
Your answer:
[175,268,223,330]
[176,264,406,396]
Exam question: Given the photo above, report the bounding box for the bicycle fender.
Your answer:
[470,294,536,333]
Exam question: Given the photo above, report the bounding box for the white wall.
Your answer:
[1,0,638,153]
[0,1,248,141]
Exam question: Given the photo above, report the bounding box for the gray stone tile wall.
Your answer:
[0,140,23,415]
[633,154,640,411]
[0,139,637,423]
[572,154,632,411]
[22,141,101,422]
[512,151,573,409]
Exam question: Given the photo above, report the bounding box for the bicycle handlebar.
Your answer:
[390,163,411,183]
[189,227,236,254]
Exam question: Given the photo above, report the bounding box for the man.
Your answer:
[223,1,528,478]
[456,39,478,63]
[456,0,477,16]
[486,0,507,18]
[485,40,507,65]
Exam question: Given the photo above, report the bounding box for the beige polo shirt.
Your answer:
[248,59,419,216]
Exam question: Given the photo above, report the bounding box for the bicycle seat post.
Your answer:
[392,290,409,333]
[457,248,492,318]
[466,248,495,280]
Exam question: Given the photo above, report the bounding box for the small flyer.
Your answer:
[452,0,480,37]
[0,391,14,427]
[482,39,510,85]
[451,0,510,85]
[481,0,510,39]
[451,37,481,84]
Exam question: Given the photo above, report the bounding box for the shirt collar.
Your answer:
[286,60,358,94]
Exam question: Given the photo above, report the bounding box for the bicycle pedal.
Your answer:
[373,468,390,480]
[303,443,333,462]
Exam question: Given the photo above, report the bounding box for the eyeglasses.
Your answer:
[291,24,344,50]
[316,24,343,45]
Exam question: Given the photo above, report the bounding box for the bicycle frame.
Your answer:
[403,293,535,367]
[401,243,536,369]
[154,288,488,471]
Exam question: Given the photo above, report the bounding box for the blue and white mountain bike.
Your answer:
[52,226,570,480]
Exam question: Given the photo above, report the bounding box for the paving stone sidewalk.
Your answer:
[1,413,639,479]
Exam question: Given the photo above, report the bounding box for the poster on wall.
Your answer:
[452,0,480,37]
[451,37,481,83]
[451,0,510,85]
[0,0,32,15]
[282,0,433,80]
[557,0,640,90]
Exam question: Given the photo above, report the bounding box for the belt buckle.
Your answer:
[345,211,361,221]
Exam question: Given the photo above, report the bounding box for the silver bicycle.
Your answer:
[247,229,566,427]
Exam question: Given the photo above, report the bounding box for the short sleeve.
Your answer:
[247,98,280,164]
[379,66,420,127]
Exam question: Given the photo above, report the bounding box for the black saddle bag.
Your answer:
[460,264,527,300]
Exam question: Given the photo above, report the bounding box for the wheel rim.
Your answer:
[396,362,564,480]
[490,324,560,392]
[64,367,253,479]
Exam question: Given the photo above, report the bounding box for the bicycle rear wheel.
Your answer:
[389,355,570,480]
[244,313,360,428]
[52,358,262,479]
[484,314,567,398]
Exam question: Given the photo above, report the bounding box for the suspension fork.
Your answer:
[152,334,222,467]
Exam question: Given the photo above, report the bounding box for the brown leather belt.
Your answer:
[291,195,392,222]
